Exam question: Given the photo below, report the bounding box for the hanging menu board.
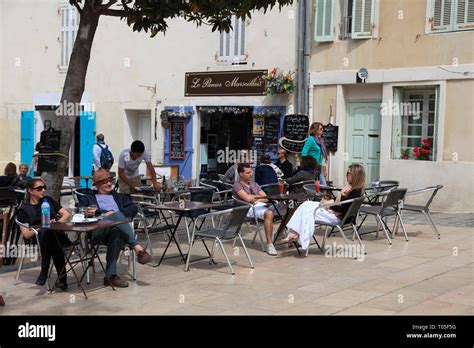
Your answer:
[170,120,185,160]
[279,138,305,153]
[37,128,61,174]
[322,123,339,151]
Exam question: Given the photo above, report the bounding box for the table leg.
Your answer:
[157,212,186,266]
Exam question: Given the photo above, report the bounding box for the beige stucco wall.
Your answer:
[443,80,474,162]
[0,0,297,172]
[311,0,474,72]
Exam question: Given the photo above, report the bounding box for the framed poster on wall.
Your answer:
[169,120,186,160]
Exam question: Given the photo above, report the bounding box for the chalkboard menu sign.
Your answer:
[279,114,309,153]
[252,137,265,162]
[279,138,305,153]
[322,123,339,151]
[170,121,186,159]
[282,114,309,141]
[264,116,280,145]
[37,128,61,174]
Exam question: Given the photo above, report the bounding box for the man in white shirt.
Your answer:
[118,140,161,193]
[92,134,111,171]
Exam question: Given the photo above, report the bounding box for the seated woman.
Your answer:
[17,179,71,289]
[254,154,280,186]
[284,164,365,250]
[77,168,151,288]
[0,162,20,187]
[285,155,320,193]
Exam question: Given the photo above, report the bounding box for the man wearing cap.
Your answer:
[77,168,152,288]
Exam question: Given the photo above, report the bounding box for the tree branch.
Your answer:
[99,0,117,9]
[100,8,127,17]
[70,0,83,14]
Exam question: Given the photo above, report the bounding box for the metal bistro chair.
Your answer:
[359,188,408,245]
[13,218,49,288]
[308,197,366,257]
[185,205,253,275]
[288,180,316,194]
[400,185,443,239]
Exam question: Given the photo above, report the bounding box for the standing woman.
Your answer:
[17,179,71,289]
[302,122,326,185]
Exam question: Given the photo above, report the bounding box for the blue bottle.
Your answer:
[41,198,51,228]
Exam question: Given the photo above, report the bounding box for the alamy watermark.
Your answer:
[216,147,258,166]
[380,100,421,118]
[55,100,96,117]
[0,242,39,262]
[324,241,365,261]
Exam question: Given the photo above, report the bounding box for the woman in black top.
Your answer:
[17,179,71,288]
[286,156,320,193]
[284,164,366,249]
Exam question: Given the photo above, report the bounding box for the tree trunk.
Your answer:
[42,1,101,202]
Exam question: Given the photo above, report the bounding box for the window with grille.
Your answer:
[391,87,439,161]
[60,3,79,68]
[217,16,247,64]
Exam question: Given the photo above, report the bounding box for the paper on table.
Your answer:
[72,214,85,223]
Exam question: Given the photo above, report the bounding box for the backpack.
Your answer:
[97,143,114,169]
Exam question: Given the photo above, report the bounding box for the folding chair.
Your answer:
[400,185,443,239]
[288,180,315,194]
[185,206,253,275]
[359,188,408,245]
[308,197,366,257]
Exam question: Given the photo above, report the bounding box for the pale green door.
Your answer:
[347,102,381,184]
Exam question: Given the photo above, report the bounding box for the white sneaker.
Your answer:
[266,244,278,256]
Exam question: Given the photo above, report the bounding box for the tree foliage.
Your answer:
[72,0,294,36]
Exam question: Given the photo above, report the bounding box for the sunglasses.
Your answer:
[97,178,113,185]
[32,185,47,191]
[346,171,352,175]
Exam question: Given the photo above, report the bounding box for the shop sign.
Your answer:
[185,70,267,96]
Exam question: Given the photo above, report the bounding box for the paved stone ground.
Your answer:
[0,213,472,315]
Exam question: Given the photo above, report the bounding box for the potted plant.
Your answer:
[262,68,295,95]
[401,148,410,159]
[413,138,431,161]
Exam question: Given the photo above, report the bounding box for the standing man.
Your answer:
[93,134,114,171]
[118,140,161,193]
[275,149,293,179]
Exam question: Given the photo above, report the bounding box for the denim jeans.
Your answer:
[319,170,327,186]
[92,211,138,275]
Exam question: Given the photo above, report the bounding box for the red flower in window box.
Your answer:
[413,138,431,160]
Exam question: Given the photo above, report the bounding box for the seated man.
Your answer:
[77,168,152,288]
[232,163,279,256]
[254,154,280,186]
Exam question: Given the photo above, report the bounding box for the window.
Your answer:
[316,0,376,42]
[60,3,79,68]
[217,16,247,64]
[428,0,474,33]
[391,86,439,161]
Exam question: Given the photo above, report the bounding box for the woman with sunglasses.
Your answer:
[17,179,71,289]
[283,164,365,249]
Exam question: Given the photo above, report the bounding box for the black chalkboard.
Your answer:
[170,121,185,159]
[39,128,61,153]
[322,123,339,151]
[278,138,305,153]
[37,128,61,174]
[252,137,265,163]
[282,114,309,141]
[264,116,280,145]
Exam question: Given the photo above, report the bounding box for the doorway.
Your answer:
[125,110,152,175]
[199,107,254,176]
[346,102,381,184]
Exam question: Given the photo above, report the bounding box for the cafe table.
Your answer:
[147,201,228,266]
[47,219,129,299]
[265,193,311,246]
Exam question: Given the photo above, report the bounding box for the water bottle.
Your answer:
[41,198,51,228]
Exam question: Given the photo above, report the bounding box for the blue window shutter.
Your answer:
[79,111,96,187]
[21,111,35,166]
[352,0,376,39]
[430,0,454,32]
[455,0,474,31]
[314,0,335,42]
